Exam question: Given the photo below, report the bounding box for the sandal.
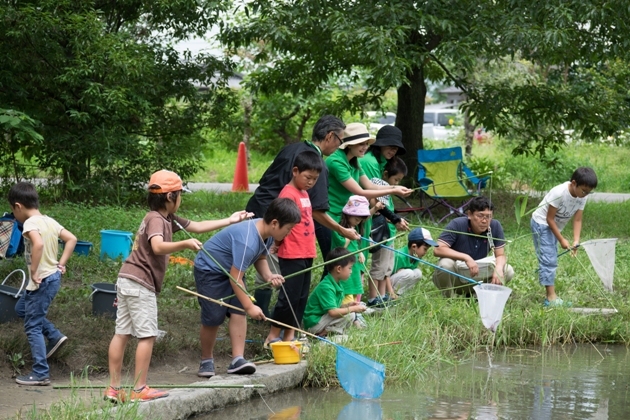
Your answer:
[263,337,282,350]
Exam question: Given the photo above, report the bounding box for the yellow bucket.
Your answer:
[270,341,303,364]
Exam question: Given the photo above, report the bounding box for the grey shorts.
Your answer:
[369,247,394,280]
[115,278,158,338]
[194,267,245,327]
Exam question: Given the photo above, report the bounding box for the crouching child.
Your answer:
[390,227,438,295]
[303,248,367,336]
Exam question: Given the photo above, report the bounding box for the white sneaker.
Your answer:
[330,334,348,344]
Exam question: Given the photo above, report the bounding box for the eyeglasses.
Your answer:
[473,212,493,221]
[579,187,593,196]
[330,131,343,146]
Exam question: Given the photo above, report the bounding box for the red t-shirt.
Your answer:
[277,184,316,259]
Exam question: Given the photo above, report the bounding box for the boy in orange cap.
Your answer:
[105,170,252,403]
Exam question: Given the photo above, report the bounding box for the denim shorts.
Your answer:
[194,267,245,327]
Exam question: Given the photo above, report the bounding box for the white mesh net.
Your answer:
[473,284,512,332]
[581,239,618,292]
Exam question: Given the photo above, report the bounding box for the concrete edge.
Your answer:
[133,361,307,420]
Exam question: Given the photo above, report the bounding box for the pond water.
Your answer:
[196,345,629,419]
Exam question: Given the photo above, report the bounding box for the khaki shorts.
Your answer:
[369,247,394,280]
[307,313,354,335]
[115,278,158,338]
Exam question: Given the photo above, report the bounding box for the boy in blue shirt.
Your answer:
[9,182,77,386]
[194,198,301,377]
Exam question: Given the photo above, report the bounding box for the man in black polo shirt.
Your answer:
[432,196,514,297]
[246,115,360,313]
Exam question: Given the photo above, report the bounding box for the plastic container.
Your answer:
[0,270,26,324]
[100,230,133,261]
[90,283,117,319]
[60,240,93,256]
[270,341,303,364]
[74,241,93,256]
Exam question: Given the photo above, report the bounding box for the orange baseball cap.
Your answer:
[148,170,189,193]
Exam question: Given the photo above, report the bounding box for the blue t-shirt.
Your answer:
[194,219,273,274]
[438,216,506,261]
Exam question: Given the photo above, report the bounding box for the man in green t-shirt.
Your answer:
[390,228,438,295]
[304,248,367,335]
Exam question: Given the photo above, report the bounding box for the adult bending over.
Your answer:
[432,196,514,297]
[246,115,359,314]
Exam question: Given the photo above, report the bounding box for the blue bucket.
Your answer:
[60,240,93,256]
[100,230,133,261]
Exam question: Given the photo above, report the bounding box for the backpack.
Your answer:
[0,213,24,259]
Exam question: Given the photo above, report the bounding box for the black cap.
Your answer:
[373,125,406,155]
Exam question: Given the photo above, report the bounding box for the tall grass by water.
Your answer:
[1,138,629,417]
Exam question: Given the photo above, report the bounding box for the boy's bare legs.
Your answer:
[108,334,130,387]
[545,285,557,301]
[228,313,247,357]
[265,325,283,345]
[200,325,219,359]
[283,329,295,342]
[133,337,156,389]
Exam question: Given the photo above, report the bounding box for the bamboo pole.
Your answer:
[173,219,255,302]
[53,384,266,389]
[219,232,407,301]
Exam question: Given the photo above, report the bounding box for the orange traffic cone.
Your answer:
[232,142,249,192]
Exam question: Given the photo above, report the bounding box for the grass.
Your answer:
[1,137,629,417]
[189,147,276,183]
[304,192,630,387]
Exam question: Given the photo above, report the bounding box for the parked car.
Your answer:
[423,107,462,141]
[365,108,462,140]
[366,111,396,133]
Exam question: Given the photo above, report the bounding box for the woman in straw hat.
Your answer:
[325,123,412,300]
[326,123,412,222]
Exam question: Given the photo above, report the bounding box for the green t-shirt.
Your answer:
[331,230,363,295]
[303,273,344,329]
[326,149,365,220]
[358,150,385,181]
[393,246,421,273]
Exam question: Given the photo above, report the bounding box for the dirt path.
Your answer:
[0,355,236,419]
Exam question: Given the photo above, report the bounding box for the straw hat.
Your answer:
[339,123,376,149]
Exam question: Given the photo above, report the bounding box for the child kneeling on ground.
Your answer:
[194,198,301,378]
[390,228,438,295]
[303,248,367,336]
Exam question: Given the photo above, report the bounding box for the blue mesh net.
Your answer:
[335,345,385,399]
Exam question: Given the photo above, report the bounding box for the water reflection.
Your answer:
[197,345,629,420]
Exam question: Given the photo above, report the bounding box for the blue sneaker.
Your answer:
[227,358,256,375]
[197,360,215,378]
[543,297,572,307]
[367,297,387,308]
[16,373,50,386]
[46,335,68,359]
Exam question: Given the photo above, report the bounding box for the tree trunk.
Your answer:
[396,64,426,183]
[242,95,253,166]
[463,108,474,157]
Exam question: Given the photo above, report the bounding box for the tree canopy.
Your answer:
[0,0,234,201]
[221,0,630,169]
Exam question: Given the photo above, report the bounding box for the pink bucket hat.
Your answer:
[342,195,371,217]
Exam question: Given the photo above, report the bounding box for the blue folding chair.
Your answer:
[417,147,489,223]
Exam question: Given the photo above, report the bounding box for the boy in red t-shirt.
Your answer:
[264,150,323,346]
